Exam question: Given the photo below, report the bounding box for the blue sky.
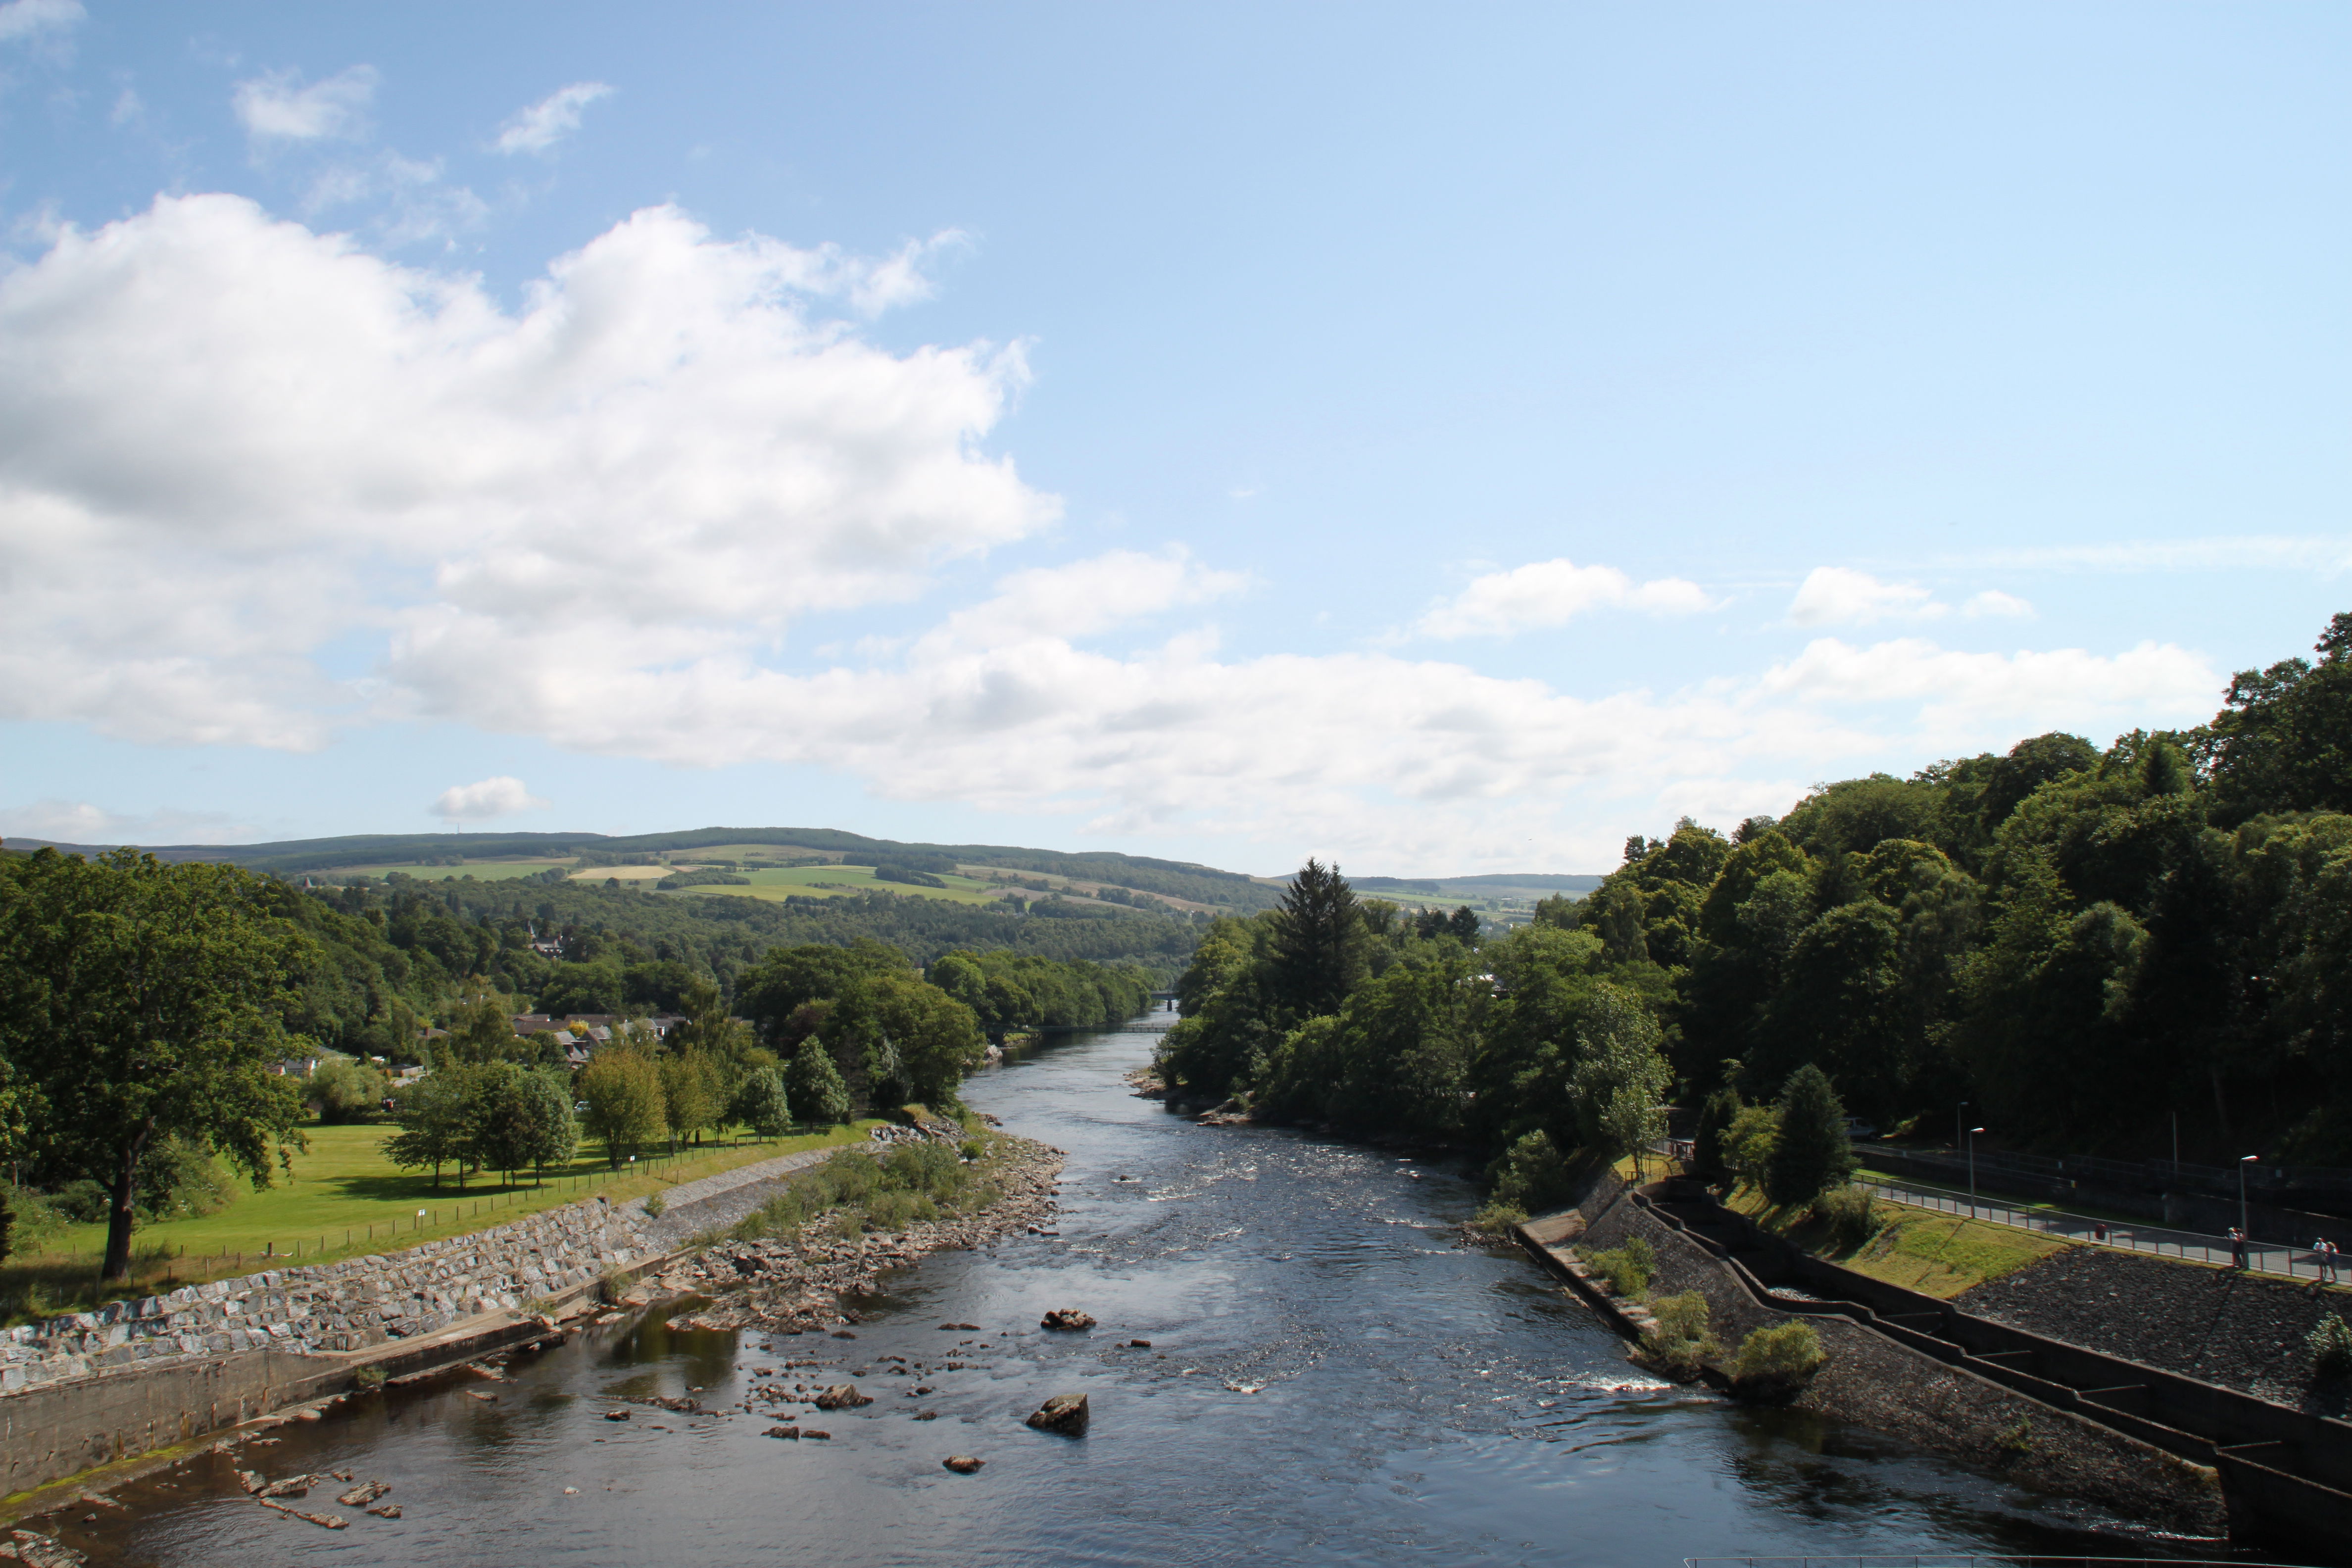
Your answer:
[0,2,2345,874]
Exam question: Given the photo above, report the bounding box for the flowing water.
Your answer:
[72,1024,2218,1567]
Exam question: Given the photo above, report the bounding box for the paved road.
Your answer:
[1858,1173,2348,1285]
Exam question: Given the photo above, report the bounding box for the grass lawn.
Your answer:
[670,864,1009,908]
[4,1117,886,1322]
[1725,1184,2070,1299]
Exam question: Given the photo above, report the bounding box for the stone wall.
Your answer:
[0,1196,657,1393]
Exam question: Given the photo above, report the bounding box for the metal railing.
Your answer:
[1858,1175,2348,1285]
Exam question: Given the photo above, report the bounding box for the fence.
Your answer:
[1858,1175,2350,1285]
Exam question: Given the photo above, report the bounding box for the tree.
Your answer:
[471,1062,578,1184]
[1764,1063,1856,1207]
[1568,984,1671,1167]
[310,1056,390,1124]
[385,1068,474,1190]
[579,1046,667,1166]
[787,1043,852,1127]
[447,990,521,1064]
[660,1052,726,1150]
[736,1065,792,1138]
[1272,859,1363,1017]
[0,849,311,1280]
[1692,1084,1741,1187]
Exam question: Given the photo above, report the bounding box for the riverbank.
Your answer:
[663,1133,1065,1335]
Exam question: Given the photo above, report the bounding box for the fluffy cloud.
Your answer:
[495,82,613,155]
[1787,566,1939,626]
[1409,557,1713,638]
[0,196,2230,871]
[1963,589,2034,619]
[0,195,1050,750]
[0,0,81,43]
[431,776,547,822]
[233,65,377,143]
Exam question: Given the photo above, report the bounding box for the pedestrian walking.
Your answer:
[2229,1225,2247,1269]
[2318,1237,2338,1285]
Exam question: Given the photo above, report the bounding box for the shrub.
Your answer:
[1584,1236,1656,1299]
[1640,1289,1719,1380]
[1730,1321,1826,1403]
[2309,1314,2352,1379]
[1483,1130,1575,1215]
[1813,1185,1888,1252]
[1995,1416,2035,1459]
[1470,1201,1528,1236]
[352,1364,388,1392]
[642,1191,666,1219]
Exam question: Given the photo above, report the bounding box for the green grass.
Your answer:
[1726,1184,2070,1299]
[329,858,576,882]
[3,1117,886,1321]
[668,864,1010,908]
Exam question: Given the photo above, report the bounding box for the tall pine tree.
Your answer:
[1272,858,1363,1018]
[1764,1063,1857,1207]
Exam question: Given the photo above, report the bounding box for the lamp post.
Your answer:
[2241,1155,2258,1247]
[1968,1127,1985,1220]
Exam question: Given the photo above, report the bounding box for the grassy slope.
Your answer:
[1725,1185,2070,1299]
[8,1118,885,1318]
[671,864,1008,907]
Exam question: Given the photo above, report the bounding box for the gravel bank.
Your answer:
[657,1134,1065,1334]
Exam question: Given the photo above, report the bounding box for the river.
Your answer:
[75,1023,2205,1567]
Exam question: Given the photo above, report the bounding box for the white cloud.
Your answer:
[0,196,2236,874]
[232,65,376,144]
[1962,589,2033,619]
[0,0,81,43]
[0,195,1053,752]
[1410,557,1714,638]
[1787,566,1944,627]
[431,776,546,823]
[494,81,613,155]
[0,799,249,845]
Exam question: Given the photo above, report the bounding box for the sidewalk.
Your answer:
[1858,1173,2350,1286]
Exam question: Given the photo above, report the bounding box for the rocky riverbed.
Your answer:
[655,1133,1066,1336]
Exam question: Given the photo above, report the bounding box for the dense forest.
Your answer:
[284,874,1187,1062]
[1160,612,2352,1182]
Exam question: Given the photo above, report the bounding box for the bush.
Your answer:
[642,1191,666,1219]
[1812,1185,1888,1252]
[2309,1314,2352,1379]
[352,1364,387,1392]
[49,1179,110,1225]
[1730,1321,1826,1403]
[1640,1289,1719,1380]
[1470,1201,1528,1236]
[1584,1236,1656,1299]
[1483,1130,1575,1215]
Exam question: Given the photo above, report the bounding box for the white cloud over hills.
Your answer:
[0,197,2230,869]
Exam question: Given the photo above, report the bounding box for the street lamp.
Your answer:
[2240,1155,2258,1246]
[1968,1127,1985,1220]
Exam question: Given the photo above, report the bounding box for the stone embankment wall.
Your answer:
[0,1197,657,1393]
[1545,1178,2225,1535]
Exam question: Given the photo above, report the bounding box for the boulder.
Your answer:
[366,1503,401,1519]
[813,1383,872,1410]
[1039,1309,1095,1331]
[1024,1392,1090,1436]
[942,1455,985,1473]
[764,1425,800,1440]
[335,1481,390,1508]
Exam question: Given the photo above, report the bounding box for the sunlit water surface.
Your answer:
[74,1025,2206,1567]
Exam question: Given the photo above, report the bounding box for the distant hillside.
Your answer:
[4,826,1286,913]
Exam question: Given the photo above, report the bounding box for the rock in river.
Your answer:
[1025,1393,1090,1435]
[1039,1309,1095,1331]
[943,1455,985,1474]
[813,1383,872,1411]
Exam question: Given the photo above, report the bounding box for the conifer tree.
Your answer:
[1693,1083,1742,1187]
[1272,858,1363,1017]
[787,1042,853,1127]
[1764,1063,1856,1207]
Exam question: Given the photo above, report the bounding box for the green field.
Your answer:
[5,1117,885,1320]
[327,858,575,882]
[668,864,1011,908]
